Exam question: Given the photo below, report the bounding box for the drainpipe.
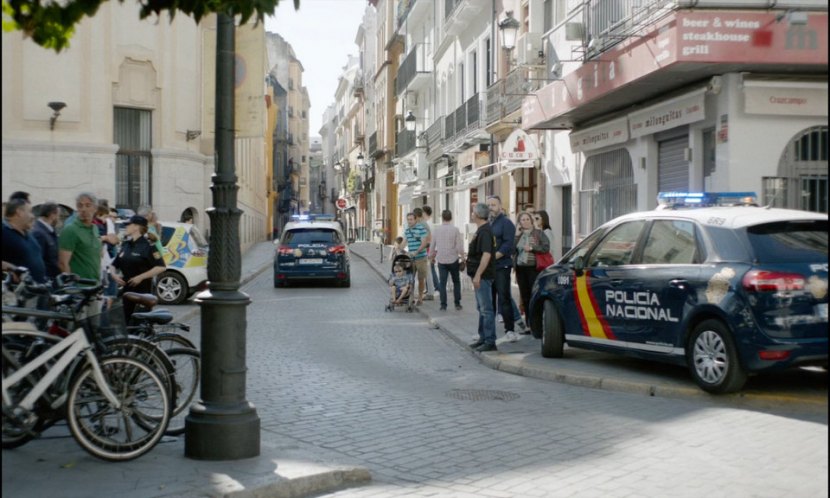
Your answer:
[488,0,496,194]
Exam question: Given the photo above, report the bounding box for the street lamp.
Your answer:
[404,110,417,132]
[333,161,343,171]
[357,151,365,168]
[498,11,520,51]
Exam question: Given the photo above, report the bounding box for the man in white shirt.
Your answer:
[429,209,465,311]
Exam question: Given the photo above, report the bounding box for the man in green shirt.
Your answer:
[59,192,103,281]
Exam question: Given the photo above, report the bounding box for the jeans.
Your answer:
[429,260,440,292]
[515,265,540,321]
[491,267,515,331]
[474,277,496,345]
[437,261,462,308]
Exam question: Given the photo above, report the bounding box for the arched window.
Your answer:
[764,126,828,213]
[580,148,636,234]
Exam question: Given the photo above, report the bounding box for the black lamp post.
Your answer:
[185,12,260,460]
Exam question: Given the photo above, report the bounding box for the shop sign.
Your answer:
[499,129,540,161]
[744,81,828,117]
[336,197,349,210]
[628,89,705,138]
[569,117,629,153]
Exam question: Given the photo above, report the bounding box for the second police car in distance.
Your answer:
[528,192,828,394]
[273,214,351,288]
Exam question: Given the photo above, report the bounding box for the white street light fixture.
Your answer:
[404,110,417,132]
[498,11,520,51]
[333,161,342,171]
[357,152,365,168]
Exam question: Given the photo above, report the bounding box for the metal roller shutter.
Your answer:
[658,135,689,192]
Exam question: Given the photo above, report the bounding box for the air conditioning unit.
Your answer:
[517,32,544,66]
[405,92,418,109]
[565,22,584,41]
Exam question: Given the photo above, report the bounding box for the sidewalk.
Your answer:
[2,240,372,498]
[348,241,829,414]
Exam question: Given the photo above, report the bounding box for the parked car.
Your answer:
[155,222,208,304]
[116,220,209,304]
[528,192,828,393]
[273,214,350,288]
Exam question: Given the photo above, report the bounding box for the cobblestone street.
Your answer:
[242,256,828,498]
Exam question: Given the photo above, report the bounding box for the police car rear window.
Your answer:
[283,229,340,245]
[746,220,828,263]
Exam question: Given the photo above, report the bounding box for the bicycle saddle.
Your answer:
[131,309,173,325]
[123,292,158,309]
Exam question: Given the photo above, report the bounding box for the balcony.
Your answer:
[484,67,541,133]
[396,129,417,157]
[444,94,488,152]
[368,131,378,156]
[354,124,365,144]
[397,0,430,29]
[396,43,432,96]
[444,0,488,36]
[425,118,444,161]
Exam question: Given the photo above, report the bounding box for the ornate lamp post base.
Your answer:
[185,289,260,460]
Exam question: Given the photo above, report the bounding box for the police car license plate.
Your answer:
[300,258,323,265]
[816,303,828,321]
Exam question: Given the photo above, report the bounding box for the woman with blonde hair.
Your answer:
[513,211,550,327]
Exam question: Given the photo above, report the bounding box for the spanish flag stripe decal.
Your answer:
[574,273,615,339]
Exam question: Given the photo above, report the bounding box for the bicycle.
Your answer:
[3,273,194,437]
[2,286,171,460]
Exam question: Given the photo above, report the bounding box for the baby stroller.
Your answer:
[385,254,416,312]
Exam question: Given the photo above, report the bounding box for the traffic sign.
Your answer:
[336,198,348,210]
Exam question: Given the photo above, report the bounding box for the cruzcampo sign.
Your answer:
[499,129,539,162]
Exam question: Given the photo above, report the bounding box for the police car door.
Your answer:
[574,220,647,349]
[629,219,702,355]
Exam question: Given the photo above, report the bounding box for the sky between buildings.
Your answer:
[265,0,368,137]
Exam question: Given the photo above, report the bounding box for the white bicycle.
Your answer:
[2,283,171,461]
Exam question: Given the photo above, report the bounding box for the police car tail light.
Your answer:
[278,246,294,255]
[742,270,805,292]
[758,350,791,361]
[328,245,346,254]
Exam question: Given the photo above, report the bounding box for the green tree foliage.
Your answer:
[2,0,300,51]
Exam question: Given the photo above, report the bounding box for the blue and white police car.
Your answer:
[273,214,351,288]
[528,192,828,393]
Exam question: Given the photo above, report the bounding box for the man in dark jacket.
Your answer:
[31,201,61,281]
[486,195,517,342]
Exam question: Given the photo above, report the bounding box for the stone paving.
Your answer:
[3,240,827,498]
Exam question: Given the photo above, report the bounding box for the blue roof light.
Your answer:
[657,192,758,209]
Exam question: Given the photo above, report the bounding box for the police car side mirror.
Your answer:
[573,256,585,276]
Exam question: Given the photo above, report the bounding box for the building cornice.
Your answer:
[151,148,213,163]
[1,140,119,155]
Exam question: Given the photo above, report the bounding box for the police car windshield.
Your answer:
[283,229,339,245]
[746,220,828,263]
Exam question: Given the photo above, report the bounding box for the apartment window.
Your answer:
[114,107,152,211]
[485,38,492,86]
[470,50,478,95]
[544,0,553,32]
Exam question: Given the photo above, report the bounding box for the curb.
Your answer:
[173,259,273,324]
[222,466,372,498]
[350,247,828,410]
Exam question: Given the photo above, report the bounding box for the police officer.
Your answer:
[109,215,166,320]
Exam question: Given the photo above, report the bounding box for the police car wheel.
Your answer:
[541,300,564,358]
[687,319,747,394]
[156,271,188,305]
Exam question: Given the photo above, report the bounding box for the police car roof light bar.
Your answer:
[657,191,758,209]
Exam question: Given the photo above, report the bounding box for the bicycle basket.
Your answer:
[89,299,127,340]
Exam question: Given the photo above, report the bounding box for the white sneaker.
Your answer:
[515,320,529,334]
[497,315,504,323]
[496,331,519,345]
[470,334,481,343]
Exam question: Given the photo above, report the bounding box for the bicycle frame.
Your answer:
[2,328,122,412]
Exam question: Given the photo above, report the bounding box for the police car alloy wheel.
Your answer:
[541,300,564,358]
[687,319,748,394]
[156,271,188,305]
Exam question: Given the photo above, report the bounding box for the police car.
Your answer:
[273,214,350,288]
[528,192,828,393]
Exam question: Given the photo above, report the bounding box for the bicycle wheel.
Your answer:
[1,333,61,449]
[66,356,170,461]
[101,336,177,412]
[162,347,200,436]
[150,332,196,351]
